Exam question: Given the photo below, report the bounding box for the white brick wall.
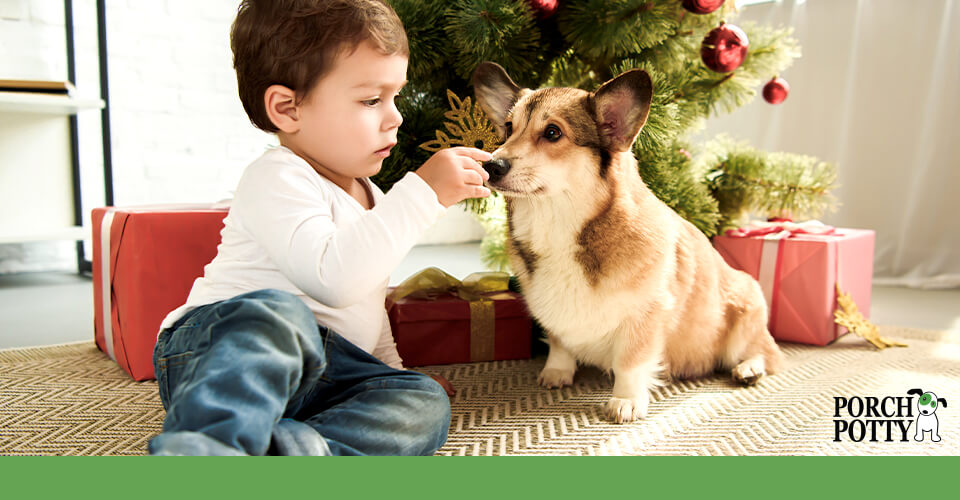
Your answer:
[1,0,274,273]
[102,0,275,206]
[0,0,482,273]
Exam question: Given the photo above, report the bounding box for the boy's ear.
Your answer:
[472,62,522,138]
[592,69,653,152]
[264,84,300,133]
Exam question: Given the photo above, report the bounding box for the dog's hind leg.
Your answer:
[538,335,577,388]
[732,355,767,385]
[725,294,783,386]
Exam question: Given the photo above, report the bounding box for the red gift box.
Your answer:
[92,204,229,380]
[386,276,532,366]
[713,224,875,346]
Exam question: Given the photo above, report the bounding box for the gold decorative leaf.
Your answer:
[834,284,907,349]
[444,122,465,137]
[419,89,502,153]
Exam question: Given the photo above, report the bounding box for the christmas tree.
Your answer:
[374,0,837,271]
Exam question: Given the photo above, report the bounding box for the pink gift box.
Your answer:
[712,228,875,345]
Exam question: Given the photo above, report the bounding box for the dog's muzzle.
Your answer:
[482,158,511,183]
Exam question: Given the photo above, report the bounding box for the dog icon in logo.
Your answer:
[907,388,947,442]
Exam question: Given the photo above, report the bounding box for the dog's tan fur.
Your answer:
[473,62,783,423]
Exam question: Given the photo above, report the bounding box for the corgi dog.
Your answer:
[472,62,783,423]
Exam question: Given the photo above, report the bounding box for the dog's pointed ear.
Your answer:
[939,398,947,408]
[473,62,522,138]
[908,388,924,396]
[592,69,653,152]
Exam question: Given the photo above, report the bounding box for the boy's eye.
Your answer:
[543,124,562,142]
[362,98,381,106]
[504,122,513,138]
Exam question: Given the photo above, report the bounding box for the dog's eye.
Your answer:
[504,122,513,138]
[543,124,562,142]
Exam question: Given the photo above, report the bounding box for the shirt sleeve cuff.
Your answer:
[400,171,446,214]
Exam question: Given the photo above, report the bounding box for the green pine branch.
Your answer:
[635,140,721,236]
[444,0,543,82]
[700,136,838,232]
[559,0,684,73]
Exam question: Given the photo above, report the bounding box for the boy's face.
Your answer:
[290,40,408,182]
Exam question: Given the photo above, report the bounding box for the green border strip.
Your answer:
[3,456,956,497]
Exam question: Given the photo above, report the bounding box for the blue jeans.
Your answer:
[148,289,450,456]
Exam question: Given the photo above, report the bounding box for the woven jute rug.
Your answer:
[1,325,958,456]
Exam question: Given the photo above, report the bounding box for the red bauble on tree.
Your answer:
[763,76,790,104]
[700,22,749,73]
[682,0,725,15]
[527,0,559,18]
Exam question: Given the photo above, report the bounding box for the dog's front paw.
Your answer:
[604,396,648,424]
[538,368,574,388]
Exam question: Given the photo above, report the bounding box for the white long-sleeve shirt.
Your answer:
[160,146,446,369]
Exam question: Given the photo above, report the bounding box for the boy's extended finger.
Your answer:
[463,159,490,180]
[472,185,491,198]
[465,168,485,186]
[453,147,493,162]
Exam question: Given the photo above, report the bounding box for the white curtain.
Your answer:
[702,0,960,288]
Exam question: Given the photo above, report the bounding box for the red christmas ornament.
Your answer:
[527,0,559,18]
[700,22,749,73]
[682,0,725,15]
[762,76,790,104]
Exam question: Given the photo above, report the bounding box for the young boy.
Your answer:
[149,0,491,456]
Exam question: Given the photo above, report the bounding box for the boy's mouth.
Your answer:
[374,143,397,157]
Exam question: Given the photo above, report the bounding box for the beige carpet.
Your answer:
[1,326,958,456]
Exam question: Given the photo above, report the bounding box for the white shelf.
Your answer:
[0,91,104,115]
[0,226,88,244]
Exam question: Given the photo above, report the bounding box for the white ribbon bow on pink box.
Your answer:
[724,219,836,238]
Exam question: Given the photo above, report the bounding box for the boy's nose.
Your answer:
[482,158,511,183]
[384,101,403,130]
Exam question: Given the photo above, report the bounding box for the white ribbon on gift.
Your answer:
[756,231,789,313]
[98,202,230,362]
[100,209,117,361]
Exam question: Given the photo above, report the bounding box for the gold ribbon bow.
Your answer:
[389,267,511,301]
[389,267,512,361]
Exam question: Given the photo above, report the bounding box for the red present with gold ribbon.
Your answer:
[386,268,532,366]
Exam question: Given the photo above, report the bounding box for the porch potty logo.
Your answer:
[834,388,948,442]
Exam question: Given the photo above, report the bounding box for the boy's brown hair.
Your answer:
[231,0,408,132]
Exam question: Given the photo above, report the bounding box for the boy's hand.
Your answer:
[430,374,456,397]
[415,147,492,207]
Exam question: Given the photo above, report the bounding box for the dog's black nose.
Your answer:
[482,158,511,183]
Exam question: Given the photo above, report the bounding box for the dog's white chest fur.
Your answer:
[511,199,638,368]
